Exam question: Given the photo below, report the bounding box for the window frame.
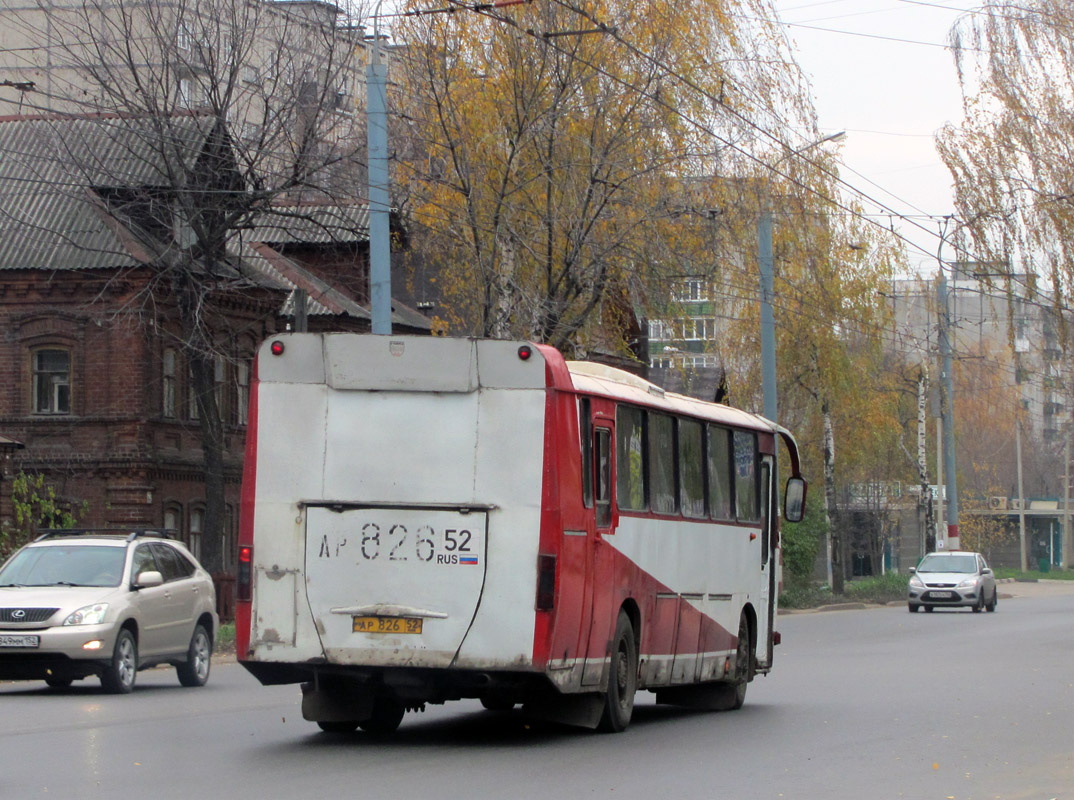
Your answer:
[615,405,648,512]
[32,347,72,415]
[162,348,177,418]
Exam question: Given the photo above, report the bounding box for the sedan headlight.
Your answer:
[909,576,924,588]
[63,603,109,626]
[957,578,979,589]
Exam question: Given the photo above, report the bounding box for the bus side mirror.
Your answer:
[784,477,806,523]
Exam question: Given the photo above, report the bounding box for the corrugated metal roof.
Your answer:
[244,204,370,244]
[0,113,429,330]
[0,113,212,271]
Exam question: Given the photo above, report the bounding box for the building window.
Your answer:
[33,349,71,414]
[189,366,200,420]
[236,360,249,425]
[163,349,177,418]
[672,279,710,303]
[164,505,181,537]
[189,507,204,561]
[214,355,226,419]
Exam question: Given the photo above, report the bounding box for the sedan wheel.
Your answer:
[986,587,998,612]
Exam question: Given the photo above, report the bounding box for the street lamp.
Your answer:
[758,130,846,422]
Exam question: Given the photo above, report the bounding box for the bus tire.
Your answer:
[710,615,752,711]
[317,720,359,734]
[358,694,405,736]
[480,695,516,712]
[597,611,638,733]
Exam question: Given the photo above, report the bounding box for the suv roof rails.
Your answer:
[34,528,178,543]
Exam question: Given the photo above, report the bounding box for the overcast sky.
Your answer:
[770,0,980,275]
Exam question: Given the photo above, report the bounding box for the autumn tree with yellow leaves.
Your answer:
[939,1,1074,317]
[393,0,817,354]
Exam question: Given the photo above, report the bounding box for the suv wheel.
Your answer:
[101,629,137,694]
[177,624,212,687]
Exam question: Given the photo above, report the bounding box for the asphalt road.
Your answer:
[1,581,1071,799]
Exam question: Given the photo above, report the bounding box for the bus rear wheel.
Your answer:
[597,611,638,733]
[718,615,752,710]
[358,694,405,736]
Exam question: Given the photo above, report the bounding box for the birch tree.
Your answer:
[939,0,1074,314]
[393,0,817,354]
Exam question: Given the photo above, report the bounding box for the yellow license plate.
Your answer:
[352,616,423,634]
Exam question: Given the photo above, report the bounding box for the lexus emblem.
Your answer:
[11,609,26,620]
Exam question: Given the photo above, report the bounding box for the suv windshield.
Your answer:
[917,554,977,574]
[0,545,127,587]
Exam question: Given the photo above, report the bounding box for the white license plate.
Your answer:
[930,591,953,599]
[0,634,39,648]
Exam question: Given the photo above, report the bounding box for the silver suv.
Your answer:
[0,530,218,692]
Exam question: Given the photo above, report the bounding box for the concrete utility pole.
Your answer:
[757,130,845,424]
[1016,419,1027,572]
[367,3,392,335]
[937,268,959,549]
[758,210,777,422]
[1063,434,1070,569]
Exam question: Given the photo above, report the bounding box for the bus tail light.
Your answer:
[237,545,253,602]
[536,554,556,610]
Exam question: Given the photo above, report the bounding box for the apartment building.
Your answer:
[889,264,1070,443]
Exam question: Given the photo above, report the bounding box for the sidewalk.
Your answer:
[997,577,1074,599]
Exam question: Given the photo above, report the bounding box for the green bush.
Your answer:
[779,572,907,609]
[993,567,1074,581]
[778,580,832,609]
[782,490,827,582]
[215,622,235,654]
[843,572,906,604]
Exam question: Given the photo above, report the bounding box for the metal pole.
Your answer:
[937,269,959,548]
[367,6,392,335]
[758,209,777,422]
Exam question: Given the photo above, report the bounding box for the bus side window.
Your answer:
[616,405,647,511]
[708,425,733,520]
[595,428,612,528]
[679,418,705,518]
[580,398,593,508]
[649,412,677,515]
[734,430,760,522]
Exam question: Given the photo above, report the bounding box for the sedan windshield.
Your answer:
[917,554,977,574]
[0,545,126,587]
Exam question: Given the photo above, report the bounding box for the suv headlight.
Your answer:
[64,603,109,626]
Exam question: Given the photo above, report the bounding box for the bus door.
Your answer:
[577,407,614,687]
[757,456,775,668]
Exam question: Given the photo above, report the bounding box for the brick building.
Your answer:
[0,113,429,573]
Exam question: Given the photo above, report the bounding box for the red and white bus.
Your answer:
[236,334,806,734]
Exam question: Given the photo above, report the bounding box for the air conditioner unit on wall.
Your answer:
[989,496,1008,510]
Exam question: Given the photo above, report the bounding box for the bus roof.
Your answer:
[565,360,776,435]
